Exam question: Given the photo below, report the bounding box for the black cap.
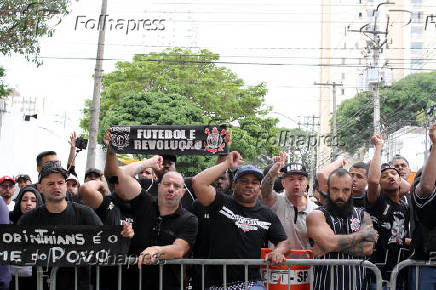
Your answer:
[85,168,101,179]
[162,155,177,163]
[15,174,31,182]
[381,163,399,174]
[38,161,68,184]
[281,162,309,177]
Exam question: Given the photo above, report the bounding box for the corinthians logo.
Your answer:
[204,127,226,154]
[111,126,131,151]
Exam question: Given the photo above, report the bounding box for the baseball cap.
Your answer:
[0,176,16,185]
[85,168,101,179]
[66,174,79,184]
[280,162,309,177]
[15,174,31,183]
[38,161,68,183]
[381,163,399,174]
[233,165,264,183]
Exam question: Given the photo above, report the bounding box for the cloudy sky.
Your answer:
[1,0,327,131]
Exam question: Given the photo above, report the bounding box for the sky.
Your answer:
[0,0,324,130]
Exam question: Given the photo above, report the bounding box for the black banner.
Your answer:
[0,225,129,266]
[110,125,228,155]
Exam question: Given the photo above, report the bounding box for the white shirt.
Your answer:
[270,192,318,251]
[7,201,15,212]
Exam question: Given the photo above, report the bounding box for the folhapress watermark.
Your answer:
[75,14,166,35]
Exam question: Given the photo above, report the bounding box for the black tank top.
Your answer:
[313,206,369,290]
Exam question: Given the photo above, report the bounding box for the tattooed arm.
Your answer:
[307,210,378,257]
[261,152,286,208]
[343,212,377,257]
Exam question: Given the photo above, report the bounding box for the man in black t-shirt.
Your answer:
[104,132,198,290]
[409,122,436,289]
[366,134,411,288]
[137,154,197,212]
[192,151,289,289]
[18,162,106,290]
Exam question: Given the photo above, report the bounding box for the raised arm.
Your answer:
[261,151,286,208]
[415,123,436,197]
[103,128,163,201]
[367,134,383,204]
[216,131,232,164]
[316,157,347,193]
[307,210,377,257]
[67,132,78,175]
[79,180,107,209]
[103,129,119,179]
[399,177,411,198]
[192,151,242,207]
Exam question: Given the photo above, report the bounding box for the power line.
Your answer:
[35,56,436,71]
[155,2,436,8]
[69,43,436,51]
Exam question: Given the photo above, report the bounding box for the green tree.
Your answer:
[81,49,280,174]
[0,67,11,98]
[0,0,70,63]
[336,71,436,153]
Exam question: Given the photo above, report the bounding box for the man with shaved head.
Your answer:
[104,129,198,290]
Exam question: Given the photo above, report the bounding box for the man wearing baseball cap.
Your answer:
[0,176,16,211]
[15,174,32,190]
[261,151,318,252]
[192,151,289,289]
[366,134,410,288]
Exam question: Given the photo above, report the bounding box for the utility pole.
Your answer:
[314,82,342,159]
[86,0,107,169]
[348,2,393,135]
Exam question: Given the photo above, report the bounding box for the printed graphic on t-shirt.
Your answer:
[219,206,271,232]
[389,214,405,244]
[350,218,361,232]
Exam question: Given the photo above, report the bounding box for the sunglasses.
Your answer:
[0,184,14,189]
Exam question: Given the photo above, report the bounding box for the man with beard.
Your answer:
[367,134,411,289]
[317,158,370,208]
[192,151,289,289]
[17,162,105,290]
[307,168,377,290]
[262,151,318,251]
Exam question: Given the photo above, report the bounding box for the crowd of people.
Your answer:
[0,125,436,290]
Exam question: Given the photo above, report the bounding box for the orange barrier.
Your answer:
[260,248,312,290]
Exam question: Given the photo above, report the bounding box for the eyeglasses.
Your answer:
[0,185,14,189]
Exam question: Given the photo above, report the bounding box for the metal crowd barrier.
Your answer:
[390,259,436,290]
[36,258,382,290]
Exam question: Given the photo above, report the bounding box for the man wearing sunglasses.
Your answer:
[0,176,16,211]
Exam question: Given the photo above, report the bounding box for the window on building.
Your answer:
[342,72,346,80]
[411,59,423,69]
[359,12,362,18]
[411,42,423,49]
[342,58,346,65]
[411,26,423,36]
[341,88,345,95]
